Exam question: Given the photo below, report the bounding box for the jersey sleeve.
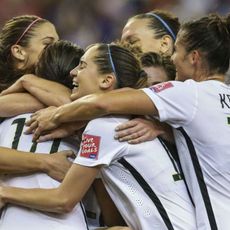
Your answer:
[142,80,198,128]
[74,116,128,167]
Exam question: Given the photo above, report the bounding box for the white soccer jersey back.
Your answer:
[0,113,89,230]
[74,115,196,230]
[143,80,230,230]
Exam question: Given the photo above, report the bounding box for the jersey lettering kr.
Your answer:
[219,93,230,108]
[0,113,88,230]
[142,79,230,230]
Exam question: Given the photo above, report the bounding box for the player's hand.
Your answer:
[114,118,164,144]
[37,121,86,142]
[36,125,74,142]
[0,79,24,95]
[0,74,35,95]
[25,106,59,141]
[43,150,75,182]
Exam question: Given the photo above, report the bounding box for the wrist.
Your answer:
[53,106,63,125]
[21,74,35,91]
[34,154,48,173]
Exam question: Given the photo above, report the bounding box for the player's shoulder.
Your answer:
[145,79,196,94]
[87,115,130,127]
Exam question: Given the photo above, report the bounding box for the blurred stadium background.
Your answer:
[0,0,230,48]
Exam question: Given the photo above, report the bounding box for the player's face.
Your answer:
[22,22,59,71]
[71,45,103,100]
[143,66,169,86]
[121,18,162,53]
[171,35,194,81]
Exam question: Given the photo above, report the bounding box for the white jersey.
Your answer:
[0,113,89,230]
[74,115,196,230]
[143,79,230,230]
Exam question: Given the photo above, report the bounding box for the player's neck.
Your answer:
[206,74,225,83]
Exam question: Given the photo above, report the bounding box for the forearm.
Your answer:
[54,94,107,124]
[0,147,47,174]
[56,89,156,124]
[0,93,44,117]
[22,76,72,106]
[0,186,68,213]
[0,164,99,213]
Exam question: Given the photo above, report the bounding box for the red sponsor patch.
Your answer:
[150,82,173,93]
[80,134,101,160]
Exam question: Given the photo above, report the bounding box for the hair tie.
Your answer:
[107,44,121,87]
[15,17,42,45]
[146,13,176,41]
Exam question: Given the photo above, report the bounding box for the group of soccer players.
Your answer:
[0,9,229,230]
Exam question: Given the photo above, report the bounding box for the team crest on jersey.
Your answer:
[150,82,173,93]
[80,134,101,159]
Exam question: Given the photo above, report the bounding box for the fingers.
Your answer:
[56,150,75,158]
[114,118,158,144]
[32,126,43,142]
[116,129,146,143]
[25,113,39,126]
[24,120,38,134]
[63,150,76,159]
[115,120,137,131]
[120,132,151,144]
[115,125,142,140]
[37,133,54,142]
[0,89,7,96]
[127,135,148,144]
[0,87,15,96]
[37,129,63,142]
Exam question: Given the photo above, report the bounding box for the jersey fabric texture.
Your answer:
[74,115,196,230]
[0,113,89,230]
[142,79,230,230]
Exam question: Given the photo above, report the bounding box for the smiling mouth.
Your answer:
[72,82,79,93]
[73,82,79,88]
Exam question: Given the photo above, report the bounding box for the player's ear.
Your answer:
[11,44,27,61]
[189,50,200,65]
[100,74,116,89]
[159,35,173,55]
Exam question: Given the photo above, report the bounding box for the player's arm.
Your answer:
[36,121,86,142]
[0,75,71,118]
[0,164,100,213]
[26,89,157,139]
[1,74,72,106]
[67,88,157,121]
[0,93,44,117]
[57,89,157,123]
[93,179,127,227]
[0,147,74,181]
